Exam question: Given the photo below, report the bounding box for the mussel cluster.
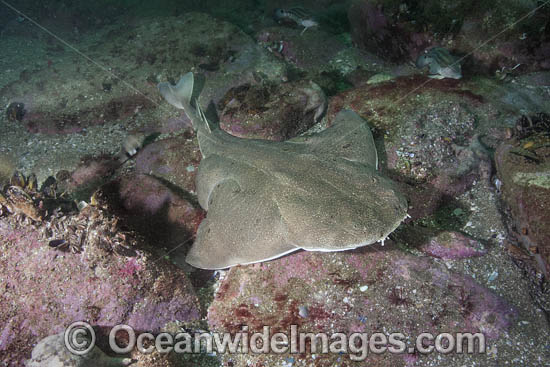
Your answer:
[43,200,137,256]
[0,172,137,256]
[0,171,52,222]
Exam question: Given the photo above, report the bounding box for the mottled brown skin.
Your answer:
[159,73,408,269]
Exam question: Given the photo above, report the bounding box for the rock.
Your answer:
[255,27,347,72]
[22,96,155,135]
[495,138,550,277]
[348,0,409,61]
[217,80,326,141]
[65,156,120,199]
[420,230,486,260]
[151,113,193,134]
[454,13,550,74]
[26,332,132,367]
[466,76,550,126]
[327,76,493,220]
[208,246,518,366]
[135,135,202,193]
[345,0,549,73]
[0,202,200,365]
[95,174,205,267]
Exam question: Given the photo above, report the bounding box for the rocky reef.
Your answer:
[0,2,549,366]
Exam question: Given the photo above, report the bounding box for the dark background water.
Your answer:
[2,0,548,34]
[0,0,343,34]
[1,0,548,58]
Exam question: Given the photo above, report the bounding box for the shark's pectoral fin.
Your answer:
[186,180,299,269]
[290,110,379,169]
[274,157,408,251]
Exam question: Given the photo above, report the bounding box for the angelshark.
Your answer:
[158,73,408,269]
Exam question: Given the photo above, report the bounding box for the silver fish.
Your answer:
[274,7,319,35]
[416,47,462,79]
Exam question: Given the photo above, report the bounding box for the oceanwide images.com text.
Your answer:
[66,322,486,361]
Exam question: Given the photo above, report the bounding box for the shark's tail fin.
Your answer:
[158,72,194,110]
[158,72,212,133]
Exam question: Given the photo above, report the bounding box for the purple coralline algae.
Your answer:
[0,203,200,365]
[419,231,487,260]
[208,244,516,366]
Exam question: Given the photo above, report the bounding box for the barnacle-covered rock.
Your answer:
[0,171,81,224]
[3,185,43,221]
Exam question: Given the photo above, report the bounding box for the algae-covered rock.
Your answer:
[0,200,200,365]
[495,139,550,276]
[217,79,327,141]
[208,246,521,366]
[327,75,493,220]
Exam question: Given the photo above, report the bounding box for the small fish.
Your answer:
[123,132,147,157]
[495,63,521,82]
[115,132,148,163]
[274,7,319,35]
[416,47,462,80]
